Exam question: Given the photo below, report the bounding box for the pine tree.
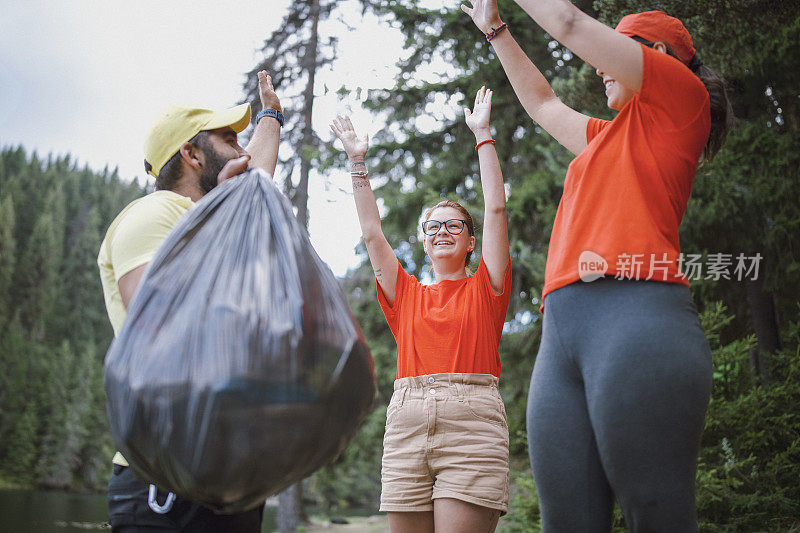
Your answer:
[0,195,16,329]
[244,2,341,527]
[36,340,78,488]
[56,206,105,347]
[76,339,113,488]
[13,210,59,341]
[243,0,337,229]
[0,147,143,489]
[0,315,27,472]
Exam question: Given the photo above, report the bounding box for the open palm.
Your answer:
[465,86,493,133]
[330,115,369,159]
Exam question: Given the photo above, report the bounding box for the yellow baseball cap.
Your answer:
[144,103,251,177]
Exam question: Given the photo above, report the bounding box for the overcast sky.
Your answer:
[0,0,411,276]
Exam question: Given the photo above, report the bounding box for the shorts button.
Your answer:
[428,377,435,384]
[429,389,436,395]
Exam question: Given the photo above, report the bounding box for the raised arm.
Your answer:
[330,115,399,305]
[461,0,591,155]
[511,0,644,93]
[245,70,282,175]
[464,87,510,293]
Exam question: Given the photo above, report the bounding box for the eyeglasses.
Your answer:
[421,219,468,236]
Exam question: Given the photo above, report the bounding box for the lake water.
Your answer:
[0,489,279,532]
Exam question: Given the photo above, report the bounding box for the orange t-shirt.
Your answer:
[377,258,512,379]
[542,44,711,305]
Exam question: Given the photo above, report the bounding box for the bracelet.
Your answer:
[349,160,367,171]
[485,23,508,42]
[475,139,496,150]
[256,109,285,126]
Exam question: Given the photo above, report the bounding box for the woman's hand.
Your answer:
[464,86,493,137]
[330,115,369,161]
[330,116,398,305]
[460,0,503,36]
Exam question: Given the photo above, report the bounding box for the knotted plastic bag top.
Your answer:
[104,169,375,513]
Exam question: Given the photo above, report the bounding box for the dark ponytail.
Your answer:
[691,62,733,163]
[632,36,733,162]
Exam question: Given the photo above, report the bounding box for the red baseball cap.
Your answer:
[615,11,695,64]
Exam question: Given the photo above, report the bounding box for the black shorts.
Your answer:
[107,464,264,532]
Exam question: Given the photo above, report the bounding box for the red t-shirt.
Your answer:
[542,44,711,305]
[377,258,512,379]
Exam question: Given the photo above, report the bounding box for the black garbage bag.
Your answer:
[104,168,376,513]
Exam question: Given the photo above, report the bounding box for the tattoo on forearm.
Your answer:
[375,268,383,282]
[352,178,371,190]
[350,160,367,170]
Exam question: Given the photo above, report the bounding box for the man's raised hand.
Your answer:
[330,115,369,160]
[257,70,282,113]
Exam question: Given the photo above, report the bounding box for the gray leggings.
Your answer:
[527,279,713,532]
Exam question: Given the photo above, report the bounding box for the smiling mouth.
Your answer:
[434,242,454,246]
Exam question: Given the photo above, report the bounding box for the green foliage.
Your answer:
[0,147,144,490]
[308,0,799,526]
[695,307,800,531]
[0,195,16,329]
[499,469,541,532]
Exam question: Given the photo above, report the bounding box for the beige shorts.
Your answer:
[379,373,510,514]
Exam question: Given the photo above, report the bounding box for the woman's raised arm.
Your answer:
[464,87,510,293]
[511,0,645,92]
[330,115,399,305]
[461,0,591,155]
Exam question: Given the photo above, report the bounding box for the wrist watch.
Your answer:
[256,109,285,127]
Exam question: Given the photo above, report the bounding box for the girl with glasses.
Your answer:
[330,86,512,533]
[461,1,733,531]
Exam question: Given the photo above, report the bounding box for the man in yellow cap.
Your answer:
[98,70,283,531]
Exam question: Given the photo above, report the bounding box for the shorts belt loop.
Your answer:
[452,376,464,397]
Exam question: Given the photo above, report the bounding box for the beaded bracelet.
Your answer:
[475,139,496,151]
[486,23,508,42]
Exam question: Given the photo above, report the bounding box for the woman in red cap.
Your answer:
[462,1,732,531]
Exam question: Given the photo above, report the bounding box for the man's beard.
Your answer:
[198,147,235,194]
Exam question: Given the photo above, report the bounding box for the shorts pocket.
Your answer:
[385,390,405,427]
[465,393,507,427]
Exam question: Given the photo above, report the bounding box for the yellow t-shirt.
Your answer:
[97,190,194,466]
